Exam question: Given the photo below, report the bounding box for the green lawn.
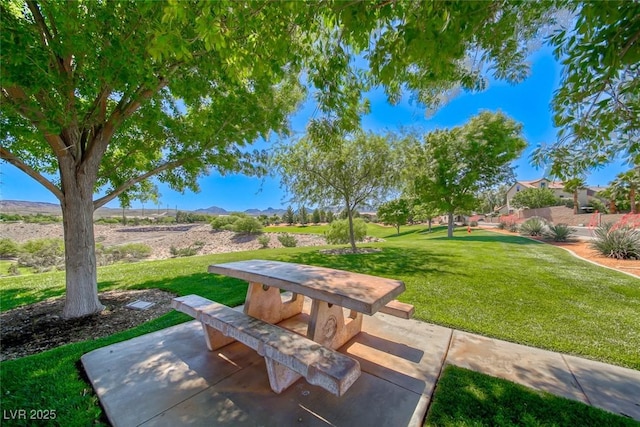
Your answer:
[425,366,638,427]
[1,227,638,425]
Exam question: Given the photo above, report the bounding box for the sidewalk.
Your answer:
[82,302,640,426]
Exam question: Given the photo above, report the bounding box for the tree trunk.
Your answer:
[60,164,104,319]
[428,218,432,232]
[573,191,578,214]
[631,188,636,214]
[347,208,357,253]
[396,223,400,235]
[447,212,454,238]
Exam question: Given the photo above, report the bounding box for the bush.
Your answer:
[17,238,65,272]
[169,241,204,258]
[509,223,519,233]
[107,243,152,261]
[7,263,20,276]
[232,216,263,234]
[519,217,547,236]
[544,224,576,242]
[469,220,478,227]
[325,218,367,244]
[277,233,297,247]
[0,238,19,258]
[210,215,236,230]
[257,235,270,248]
[591,222,640,260]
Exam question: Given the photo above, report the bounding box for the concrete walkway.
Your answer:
[82,301,640,426]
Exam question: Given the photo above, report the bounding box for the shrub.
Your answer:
[519,217,547,236]
[107,243,152,261]
[7,263,20,276]
[509,223,519,233]
[544,224,576,242]
[591,222,640,260]
[210,215,237,230]
[232,216,263,234]
[325,218,367,244]
[17,238,65,271]
[257,235,270,248]
[169,241,204,258]
[277,233,297,247]
[0,238,19,258]
[469,220,478,227]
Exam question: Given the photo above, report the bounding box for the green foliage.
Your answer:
[297,206,309,225]
[534,1,640,175]
[210,215,237,230]
[405,111,527,237]
[0,213,62,223]
[0,238,19,258]
[283,206,296,225]
[544,224,576,242]
[511,187,560,209]
[277,233,297,248]
[591,223,640,260]
[232,216,263,234]
[587,198,609,214]
[312,209,322,224]
[257,234,271,248]
[519,217,547,236]
[176,211,213,224]
[17,238,65,272]
[98,243,152,264]
[169,241,204,258]
[275,129,399,250]
[325,218,367,245]
[426,366,636,427]
[377,198,411,235]
[0,213,23,221]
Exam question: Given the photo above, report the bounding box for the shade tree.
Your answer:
[274,130,399,252]
[1,1,562,317]
[405,111,527,237]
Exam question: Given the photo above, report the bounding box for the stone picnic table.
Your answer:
[172,259,413,397]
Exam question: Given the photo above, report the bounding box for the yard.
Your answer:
[1,226,638,426]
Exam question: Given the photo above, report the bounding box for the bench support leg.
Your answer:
[244,282,304,324]
[264,358,302,394]
[308,301,363,350]
[201,322,236,351]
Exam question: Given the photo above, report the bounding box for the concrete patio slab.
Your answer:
[82,296,640,425]
[82,306,452,427]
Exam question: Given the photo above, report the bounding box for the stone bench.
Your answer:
[380,300,415,319]
[172,295,361,397]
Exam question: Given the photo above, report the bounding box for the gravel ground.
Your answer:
[0,222,328,260]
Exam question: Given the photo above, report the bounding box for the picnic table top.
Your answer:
[208,259,405,315]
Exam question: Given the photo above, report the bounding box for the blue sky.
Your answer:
[0,46,626,211]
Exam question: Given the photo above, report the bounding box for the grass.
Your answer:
[1,226,639,425]
[425,366,638,427]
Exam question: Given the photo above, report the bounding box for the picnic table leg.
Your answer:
[244,282,304,324]
[307,300,363,349]
[201,322,236,351]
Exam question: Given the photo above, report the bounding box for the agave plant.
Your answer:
[544,224,576,242]
[519,217,547,236]
[591,222,640,260]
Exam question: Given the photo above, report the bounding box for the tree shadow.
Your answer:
[428,234,544,245]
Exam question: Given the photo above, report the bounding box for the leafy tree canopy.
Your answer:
[0,0,560,317]
[511,188,560,209]
[532,1,640,176]
[405,111,526,237]
[377,198,411,235]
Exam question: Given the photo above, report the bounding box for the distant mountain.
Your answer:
[194,206,229,215]
[2,200,287,217]
[244,207,286,216]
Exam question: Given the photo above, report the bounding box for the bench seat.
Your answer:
[380,300,415,319]
[172,295,361,397]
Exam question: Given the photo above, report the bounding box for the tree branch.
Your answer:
[93,159,185,209]
[0,147,63,201]
[1,87,68,155]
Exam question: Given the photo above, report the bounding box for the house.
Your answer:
[504,178,606,213]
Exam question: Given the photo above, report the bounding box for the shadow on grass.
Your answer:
[284,246,456,278]
[428,234,543,245]
[426,366,637,426]
[100,273,250,308]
